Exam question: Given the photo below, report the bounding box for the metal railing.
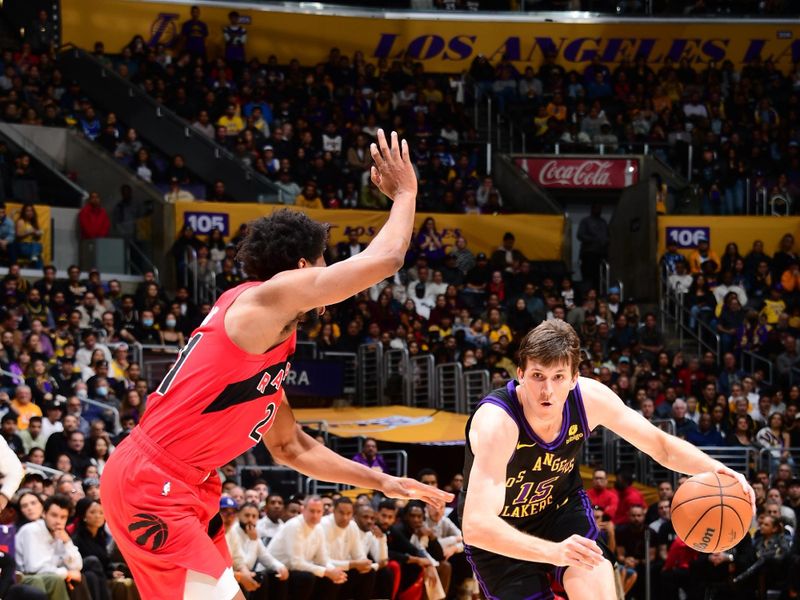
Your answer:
[758,447,800,476]
[304,449,408,495]
[463,369,491,414]
[741,350,773,386]
[126,239,160,281]
[356,344,383,405]
[294,341,318,360]
[320,351,358,396]
[436,362,465,413]
[409,355,436,408]
[235,465,305,494]
[702,446,758,479]
[79,397,122,434]
[599,260,623,301]
[297,420,329,447]
[382,348,411,405]
[24,462,65,479]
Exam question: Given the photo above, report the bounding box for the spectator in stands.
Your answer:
[15,203,43,267]
[1,413,25,457]
[587,468,618,521]
[180,5,209,59]
[352,437,388,473]
[223,11,247,68]
[77,192,110,241]
[353,504,395,599]
[0,202,15,265]
[267,495,345,599]
[688,235,720,275]
[378,499,437,599]
[256,493,285,546]
[71,497,137,600]
[321,497,376,600]
[163,177,195,203]
[11,384,40,430]
[577,204,609,290]
[15,494,87,595]
[232,502,289,598]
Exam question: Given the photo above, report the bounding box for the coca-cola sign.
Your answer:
[515,158,639,189]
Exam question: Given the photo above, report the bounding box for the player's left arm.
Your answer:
[264,394,453,510]
[580,377,755,513]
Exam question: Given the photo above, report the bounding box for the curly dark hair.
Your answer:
[236,209,329,281]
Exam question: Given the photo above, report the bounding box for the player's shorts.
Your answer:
[100,427,232,600]
[464,490,615,600]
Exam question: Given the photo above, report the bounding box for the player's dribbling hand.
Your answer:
[370,129,417,200]
[381,476,454,513]
[551,534,604,570]
[276,566,289,581]
[715,465,756,515]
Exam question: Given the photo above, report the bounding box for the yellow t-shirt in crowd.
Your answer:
[11,401,42,430]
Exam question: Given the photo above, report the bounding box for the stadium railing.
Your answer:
[741,350,773,386]
[80,396,122,434]
[321,350,359,397]
[436,362,466,413]
[304,449,408,495]
[235,465,306,494]
[410,354,436,408]
[24,462,65,480]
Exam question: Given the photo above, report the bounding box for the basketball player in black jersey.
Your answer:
[459,320,755,600]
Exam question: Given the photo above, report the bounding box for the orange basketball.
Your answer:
[671,471,752,553]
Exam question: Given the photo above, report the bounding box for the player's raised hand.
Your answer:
[551,534,604,570]
[381,476,454,512]
[370,129,417,200]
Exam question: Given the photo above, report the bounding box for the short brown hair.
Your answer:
[516,320,581,374]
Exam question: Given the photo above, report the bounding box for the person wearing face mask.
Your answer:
[159,315,185,349]
[134,310,160,345]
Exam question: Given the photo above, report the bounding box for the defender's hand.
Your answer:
[370,129,417,200]
[382,476,454,512]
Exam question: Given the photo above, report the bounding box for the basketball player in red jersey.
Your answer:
[101,130,453,600]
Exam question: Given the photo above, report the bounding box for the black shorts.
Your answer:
[465,490,615,600]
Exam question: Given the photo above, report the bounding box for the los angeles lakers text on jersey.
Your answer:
[461,380,590,531]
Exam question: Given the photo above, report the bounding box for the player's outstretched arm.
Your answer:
[264,396,452,509]
[256,129,417,314]
[462,404,603,569]
[581,377,755,514]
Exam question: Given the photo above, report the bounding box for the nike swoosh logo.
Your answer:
[516,442,537,449]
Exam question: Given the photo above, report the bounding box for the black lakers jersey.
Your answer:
[461,380,590,531]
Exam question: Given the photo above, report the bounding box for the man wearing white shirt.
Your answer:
[233,502,289,600]
[423,503,463,559]
[256,493,285,546]
[40,402,64,442]
[321,498,376,600]
[355,503,397,600]
[267,496,346,600]
[15,494,87,598]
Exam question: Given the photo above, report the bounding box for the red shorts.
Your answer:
[100,427,231,600]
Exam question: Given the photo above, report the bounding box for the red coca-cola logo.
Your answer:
[516,157,638,189]
[538,160,613,187]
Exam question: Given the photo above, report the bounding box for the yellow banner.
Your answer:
[7,203,52,264]
[293,405,468,445]
[658,216,800,263]
[174,202,565,261]
[61,1,800,72]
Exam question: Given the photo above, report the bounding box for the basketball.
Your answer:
[671,472,752,553]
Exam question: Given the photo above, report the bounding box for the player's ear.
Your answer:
[297,258,309,269]
[516,366,524,381]
[569,371,579,390]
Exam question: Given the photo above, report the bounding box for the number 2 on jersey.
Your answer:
[249,402,277,443]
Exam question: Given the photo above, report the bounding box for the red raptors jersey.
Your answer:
[139,282,295,471]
